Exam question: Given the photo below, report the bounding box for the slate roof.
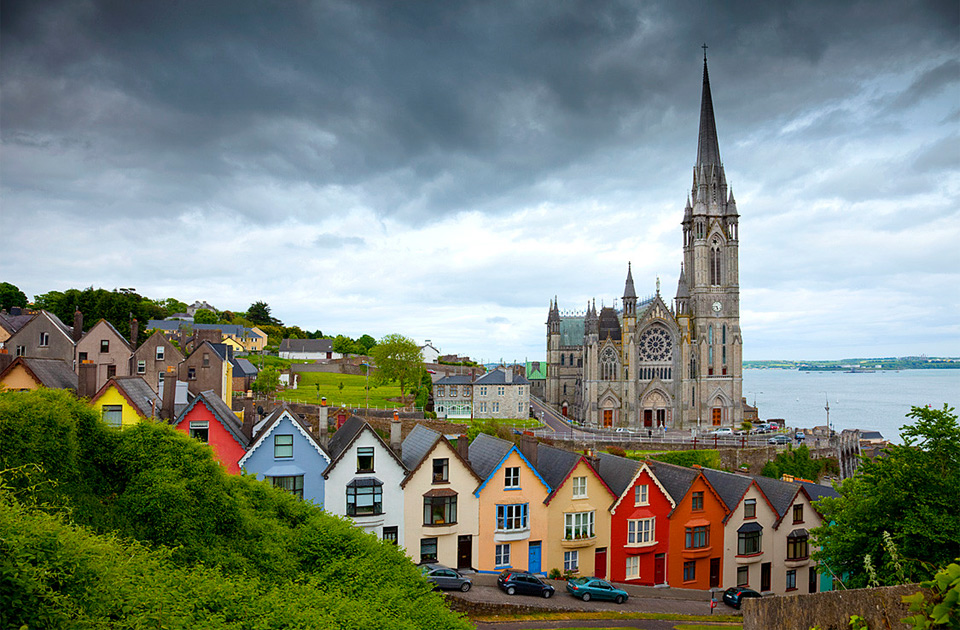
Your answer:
[110,376,161,418]
[0,311,35,334]
[400,424,441,470]
[474,369,530,386]
[240,404,328,467]
[323,414,406,478]
[754,475,803,520]
[174,390,249,449]
[595,451,642,498]
[700,468,754,513]
[467,433,514,480]
[534,443,582,491]
[145,320,252,338]
[279,338,334,353]
[231,358,258,378]
[797,480,840,503]
[646,460,700,504]
[860,431,884,440]
[0,357,78,391]
[435,374,474,385]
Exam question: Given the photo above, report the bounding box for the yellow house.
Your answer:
[469,433,551,574]
[89,376,160,428]
[0,357,78,392]
[525,443,617,579]
[220,336,244,353]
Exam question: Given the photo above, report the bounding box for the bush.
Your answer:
[605,445,627,458]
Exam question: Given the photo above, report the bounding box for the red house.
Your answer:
[597,454,675,585]
[172,390,249,474]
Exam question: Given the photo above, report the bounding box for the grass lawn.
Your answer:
[275,371,405,408]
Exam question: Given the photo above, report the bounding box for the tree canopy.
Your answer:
[0,282,28,311]
[761,444,839,481]
[371,334,423,407]
[192,308,218,324]
[246,301,282,326]
[0,388,469,629]
[812,404,960,588]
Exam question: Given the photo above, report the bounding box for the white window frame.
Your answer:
[627,517,656,545]
[156,346,165,361]
[496,504,528,531]
[495,543,510,567]
[625,555,640,579]
[137,360,146,374]
[634,484,649,506]
[564,511,595,540]
[564,550,579,572]
[492,402,499,413]
[497,386,505,396]
[572,476,587,499]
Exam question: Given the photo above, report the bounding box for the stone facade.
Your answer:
[545,57,742,431]
[473,368,530,420]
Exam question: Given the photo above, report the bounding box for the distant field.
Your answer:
[276,371,405,408]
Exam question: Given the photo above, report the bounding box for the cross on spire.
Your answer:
[702,43,708,61]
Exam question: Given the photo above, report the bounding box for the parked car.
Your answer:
[497,570,555,598]
[615,427,636,434]
[795,431,806,441]
[421,564,472,592]
[768,421,780,430]
[768,434,791,445]
[707,427,734,436]
[722,586,762,609]
[566,577,629,604]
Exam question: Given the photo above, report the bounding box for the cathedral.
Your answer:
[545,56,743,430]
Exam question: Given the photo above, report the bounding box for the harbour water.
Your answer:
[742,368,959,444]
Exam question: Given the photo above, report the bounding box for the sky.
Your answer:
[2,0,958,363]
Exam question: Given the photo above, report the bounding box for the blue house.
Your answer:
[239,404,331,507]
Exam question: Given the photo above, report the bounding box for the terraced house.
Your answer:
[469,433,550,574]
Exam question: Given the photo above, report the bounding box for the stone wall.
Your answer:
[743,584,930,630]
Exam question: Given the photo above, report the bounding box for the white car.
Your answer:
[707,428,734,436]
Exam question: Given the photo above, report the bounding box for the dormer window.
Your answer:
[357,447,375,473]
[432,458,449,483]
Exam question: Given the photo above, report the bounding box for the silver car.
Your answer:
[421,564,472,592]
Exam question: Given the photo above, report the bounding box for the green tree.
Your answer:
[246,301,281,326]
[193,308,218,324]
[333,334,358,355]
[251,367,281,393]
[812,405,960,588]
[371,334,423,408]
[0,282,28,311]
[761,444,837,480]
[356,334,377,354]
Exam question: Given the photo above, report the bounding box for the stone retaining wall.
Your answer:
[742,584,930,630]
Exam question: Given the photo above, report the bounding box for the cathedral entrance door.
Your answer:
[562,403,568,417]
[656,409,666,427]
[603,410,613,427]
[712,408,721,426]
[643,410,653,427]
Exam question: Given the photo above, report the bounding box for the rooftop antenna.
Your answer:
[824,394,831,434]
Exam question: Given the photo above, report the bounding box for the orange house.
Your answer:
[660,464,728,590]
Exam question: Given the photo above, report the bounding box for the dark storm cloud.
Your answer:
[4,0,954,226]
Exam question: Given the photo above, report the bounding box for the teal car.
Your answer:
[565,577,628,603]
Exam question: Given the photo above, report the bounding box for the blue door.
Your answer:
[528,541,541,574]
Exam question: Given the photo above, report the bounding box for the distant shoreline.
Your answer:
[744,359,959,371]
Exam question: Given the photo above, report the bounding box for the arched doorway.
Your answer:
[641,391,669,428]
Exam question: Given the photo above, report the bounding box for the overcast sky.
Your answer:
[2,0,958,362]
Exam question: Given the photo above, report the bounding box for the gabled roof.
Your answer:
[535,444,616,505]
[755,475,804,522]
[0,357,78,391]
[700,468,755,513]
[173,390,249,449]
[322,415,406,478]
[595,451,642,498]
[474,369,530,386]
[81,319,133,351]
[230,358,258,378]
[604,458,678,514]
[400,424,441,470]
[238,404,329,468]
[468,433,550,497]
[0,310,35,335]
[185,340,228,363]
[796,479,840,509]
[92,376,160,419]
[646,459,700,505]
[279,338,334,353]
[399,425,481,489]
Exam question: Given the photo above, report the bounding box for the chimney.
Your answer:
[390,410,402,453]
[456,433,470,462]
[160,367,177,421]
[505,367,513,384]
[9,307,20,316]
[130,318,139,347]
[78,362,97,399]
[240,397,256,439]
[318,403,328,443]
[518,433,538,468]
[73,309,83,343]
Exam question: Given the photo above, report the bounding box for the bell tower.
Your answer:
[679,49,743,428]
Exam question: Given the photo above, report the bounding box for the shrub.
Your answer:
[605,445,627,458]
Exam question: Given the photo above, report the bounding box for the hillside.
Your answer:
[0,388,469,630]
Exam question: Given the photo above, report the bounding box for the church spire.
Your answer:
[623,262,637,299]
[696,48,722,170]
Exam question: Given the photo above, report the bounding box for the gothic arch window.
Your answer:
[561,354,565,366]
[710,239,722,286]
[600,347,618,381]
